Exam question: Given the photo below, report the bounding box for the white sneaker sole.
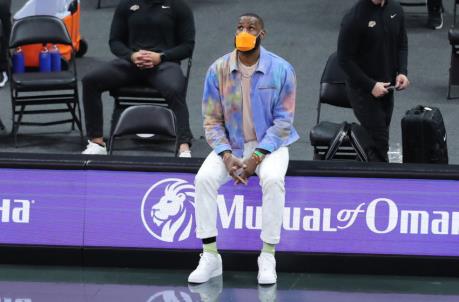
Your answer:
[179,151,192,158]
[188,267,222,284]
[434,20,443,30]
[257,275,277,285]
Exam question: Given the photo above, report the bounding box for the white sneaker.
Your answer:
[257,252,277,285]
[188,252,222,283]
[82,140,107,155]
[0,72,8,88]
[179,150,192,158]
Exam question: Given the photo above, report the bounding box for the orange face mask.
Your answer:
[235,32,258,52]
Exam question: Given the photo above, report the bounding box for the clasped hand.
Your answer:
[223,153,259,185]
[131,50,162,69]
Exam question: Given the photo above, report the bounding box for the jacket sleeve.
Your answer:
[398,10,408,76]
[257,64,296,153]
[202,65,232,154]
[162,0,195,61]
[337,13,376,93]
[109,1,133,61]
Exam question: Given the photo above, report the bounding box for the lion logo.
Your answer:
[141,178,195,242]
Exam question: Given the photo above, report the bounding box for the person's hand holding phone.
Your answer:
[371,82,391,98]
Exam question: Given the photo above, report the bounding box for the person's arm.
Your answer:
[108,1,133,61]
[257,64,296,153]
[337,14,375,93]
[398,10,408,76]
[161,0,195,62]
[395,8,409,90]
[202,65,232,154]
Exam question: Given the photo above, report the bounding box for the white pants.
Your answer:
[194,142,289,244]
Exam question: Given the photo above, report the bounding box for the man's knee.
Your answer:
[195,168,217,188]
[82,64,115,91]
[155,65,185,98]
[159,80,185,99]
[82,71,100,89]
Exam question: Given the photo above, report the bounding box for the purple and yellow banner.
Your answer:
[0,168,458,256]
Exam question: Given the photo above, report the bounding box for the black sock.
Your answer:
[202,237,216,244]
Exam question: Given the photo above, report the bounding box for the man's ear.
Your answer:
[260,30,266,40]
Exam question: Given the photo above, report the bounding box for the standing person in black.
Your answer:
[0,0,11,87]
[337,0,409,162]
[427,0,443,30]
[82,0,195,157]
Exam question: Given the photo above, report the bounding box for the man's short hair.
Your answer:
[239,13,264,29]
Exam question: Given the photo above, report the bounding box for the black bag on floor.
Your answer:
[401,105,448,164]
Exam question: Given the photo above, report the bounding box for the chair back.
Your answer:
[112,105,176,137]
[319,52,351,108]
[109,105,178,156]
[10,15,72,48]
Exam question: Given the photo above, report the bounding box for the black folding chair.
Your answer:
[109,105,178,156]
[448,29,459,99]
[0,19,4,131]
[309,52,368,161]
[109,57,192,135]
[8,15,82,146]
[399,0,427,7]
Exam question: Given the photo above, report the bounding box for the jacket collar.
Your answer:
[229,47,269,75]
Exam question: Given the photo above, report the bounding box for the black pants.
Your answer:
[346,85,394,162]
[427,0,442,10]
[82,59,193,145]
[0,0,11,71]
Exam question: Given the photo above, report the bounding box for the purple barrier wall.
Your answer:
[0,168,458,256]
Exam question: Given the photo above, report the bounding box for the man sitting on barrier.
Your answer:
[81,0,195,157]
[188,13,299,285]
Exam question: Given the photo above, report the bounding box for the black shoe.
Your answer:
[427,7,444,30]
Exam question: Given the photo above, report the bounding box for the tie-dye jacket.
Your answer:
[202,47,299,157]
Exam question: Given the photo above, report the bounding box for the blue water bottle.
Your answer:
[50,45,61,72]
[12,47,25,73]
[39,46,51,73]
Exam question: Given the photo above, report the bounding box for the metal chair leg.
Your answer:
[13,105,25,148]
[108,137,115,155]
[174,138,179,157]
[68,102,76,130]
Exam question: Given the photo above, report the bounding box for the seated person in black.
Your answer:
[82,0,195,157]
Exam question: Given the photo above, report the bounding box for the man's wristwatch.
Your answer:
[159,53,166,62]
